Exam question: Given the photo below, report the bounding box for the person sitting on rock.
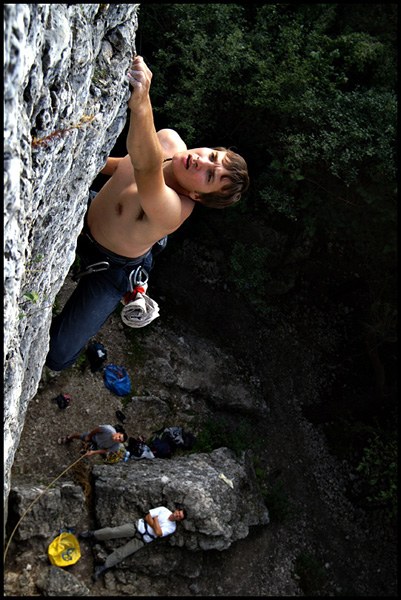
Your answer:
[57,424,127,457]
[45,54,249,372]
[80,506,186,581]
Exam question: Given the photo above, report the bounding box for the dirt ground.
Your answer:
[6,258,398,596]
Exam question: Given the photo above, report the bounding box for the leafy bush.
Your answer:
[138,4,396,331]
[193,416,255,455]
[228,242,272,312]
[356,432,397,518]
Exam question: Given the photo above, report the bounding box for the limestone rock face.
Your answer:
[4,4,138,521]
[8,482,87,543]
[141,326,268,416]
[7,449,268,581]
[36,566,91,597]
[92,448,269,553]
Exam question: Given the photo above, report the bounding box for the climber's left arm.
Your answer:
[99,156,123,176]
[145,513,163,536]
[100,131,181,178]
[85,448,108,456]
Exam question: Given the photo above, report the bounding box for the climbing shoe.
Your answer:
[116,410,127,424]
[79,530,94,540]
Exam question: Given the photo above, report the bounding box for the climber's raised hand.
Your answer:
[125,54,163,173]
[126,55,153,111]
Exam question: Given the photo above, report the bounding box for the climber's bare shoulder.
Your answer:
[87,129,195,258]
[157,127,187,158]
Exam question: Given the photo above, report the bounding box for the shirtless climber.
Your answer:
[45,55,249,371]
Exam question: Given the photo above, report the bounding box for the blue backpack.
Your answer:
[104,365,131,396]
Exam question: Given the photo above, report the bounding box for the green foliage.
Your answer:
[74,352,87,371]
[228,241,272,313]
[140,4,396,179]
[28,254,44,265]
[52,293,60,316]
[139,4,251,146]
[324,414,397,518]
[324,418,377,460]
[139,4,396,332]
[23,292,39,304]
[19,289,55,320]
[356,432,397,517]
[193,416,255,456]
[294,553,327,595]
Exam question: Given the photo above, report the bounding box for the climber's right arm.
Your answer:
[84,426,100,442]
[125,55,182,228]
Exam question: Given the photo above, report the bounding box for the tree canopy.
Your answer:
[138,2,396,342]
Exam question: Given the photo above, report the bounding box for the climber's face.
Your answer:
[170,148,230,200]
[111,433,125,443]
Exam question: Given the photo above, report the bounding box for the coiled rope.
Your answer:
[4,453,87,566]
[72,459,93,511]
[121,291,160,328]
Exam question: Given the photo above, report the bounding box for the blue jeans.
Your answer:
[45,192,167,371]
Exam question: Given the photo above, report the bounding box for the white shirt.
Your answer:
[137,506,176,543]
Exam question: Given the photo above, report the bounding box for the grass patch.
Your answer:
[192,416,259,456]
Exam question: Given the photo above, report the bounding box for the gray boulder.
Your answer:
[8,481,87,544]
[141,326,268,416]
[36,566,91,596]
[92,447,269,553]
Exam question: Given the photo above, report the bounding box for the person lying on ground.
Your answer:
[57,424,127,456]
[45,55,249,372]
[79,506,186,581]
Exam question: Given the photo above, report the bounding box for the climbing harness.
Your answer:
[72,258,148,287]
[72,260,110,282]
[71,223,159,327]
[134,520,158,543]
[4,453,88,566]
